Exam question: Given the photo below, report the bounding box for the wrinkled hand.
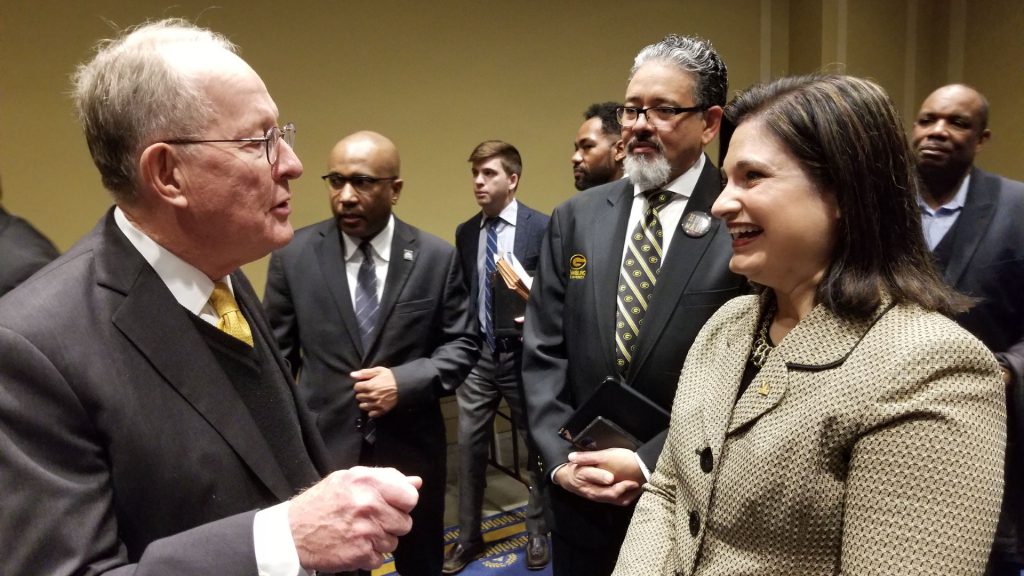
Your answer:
[353,366,398,417]
[553,448,645,506]
[289,467,421,572]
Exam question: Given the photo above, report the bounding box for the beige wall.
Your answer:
[1,0,1021,293]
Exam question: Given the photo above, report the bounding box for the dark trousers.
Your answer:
[360,438,445,576]
[454,347,549,543]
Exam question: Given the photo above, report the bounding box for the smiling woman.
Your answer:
[612,75,1007,576]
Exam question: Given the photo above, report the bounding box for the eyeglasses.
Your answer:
[163,123,296,165]
[616,106,706,128]
[321,173,399,193]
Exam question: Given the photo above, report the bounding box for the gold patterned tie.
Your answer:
[208,281,254,347]
[614,190,674,374]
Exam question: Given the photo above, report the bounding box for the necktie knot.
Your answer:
[209,281,254,347]
[359,241,375,261]
[644,190,674,214]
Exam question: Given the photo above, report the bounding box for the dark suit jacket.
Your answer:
[521,156,746,546]
[0,210,331,575]
[0,206,60,297]
[263,217,478,475]
[454,200,549,321]
[931,166,1024,558]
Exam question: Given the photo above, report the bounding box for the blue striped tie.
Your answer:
[355,241,379,444]
[355,241,379,350]
[483,218,500,352]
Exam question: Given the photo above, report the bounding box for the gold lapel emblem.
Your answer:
[757,381,770,396]
[569,253,587,280]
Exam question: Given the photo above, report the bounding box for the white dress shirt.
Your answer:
[342,214,395,305]
[476,199,518,329]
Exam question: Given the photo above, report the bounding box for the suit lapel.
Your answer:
[463,213,483,305]
[725,298,887,434]
[592,182,634,367]
[98,217,295,500]
[373,218,418,355]
[513,205,532,262]
[233,271,331,475]
[314,222,365,357]
[630,158,722,377]
[701,298,759,449]
[941,168,998,287]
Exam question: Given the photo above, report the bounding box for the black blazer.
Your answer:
[0,210,330,575]
[932,166,1024,555]
[0,206,59,297]
[454,200,549,319]
[521,156,746,544]
[263,217,479,473]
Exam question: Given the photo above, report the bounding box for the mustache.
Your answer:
[626,136,663,154]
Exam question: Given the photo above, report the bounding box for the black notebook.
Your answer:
[559,377,671,451]
[492,273,527,338]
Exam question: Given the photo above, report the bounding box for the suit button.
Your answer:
[700,447,713,473]
[688,510,700,536]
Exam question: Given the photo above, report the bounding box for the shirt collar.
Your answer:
[479,198,519,229]
[113,206,228,315]
[917,172,970,214]
[343,214,395,262]
[631,154,704,200]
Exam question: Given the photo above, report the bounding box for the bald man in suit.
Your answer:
[265,131,479,576]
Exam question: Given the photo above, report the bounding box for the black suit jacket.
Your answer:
[931,166,1024,557]
[263,217,479,475]
[454,200,549,321]
[0,210,330,575]
[0,206,60,297]
[521,156,746,545]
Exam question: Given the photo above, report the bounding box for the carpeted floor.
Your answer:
[372,505,552,575]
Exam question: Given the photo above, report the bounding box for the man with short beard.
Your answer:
[572,102,625,191]
[521,35,746,576]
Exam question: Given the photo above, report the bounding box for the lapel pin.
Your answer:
[682,211,712,238]
[757,381,770,396]
[403,249,414,261]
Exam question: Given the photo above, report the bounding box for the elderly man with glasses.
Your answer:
[520,34,747,576]
[264,130,479,576]
[0,19,424,576]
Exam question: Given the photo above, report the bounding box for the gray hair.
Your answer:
[71,18,236,203]
[630,34,727,109]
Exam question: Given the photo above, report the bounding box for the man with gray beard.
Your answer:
[521,35,746,576]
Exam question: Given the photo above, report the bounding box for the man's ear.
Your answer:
[613,139,626,162]
[701,105,725,146]
[976,128,992,153]
[138,143,189,208]
[390,179,403,205]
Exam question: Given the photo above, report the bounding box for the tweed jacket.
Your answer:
[613,294,1006,576]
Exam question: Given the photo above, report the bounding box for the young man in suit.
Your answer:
[0,20,420,576]
[572,102,625,191]
[521,35,747,576]
[911,84,1024,576]
[444,141,551,573]
[264,130,479,576]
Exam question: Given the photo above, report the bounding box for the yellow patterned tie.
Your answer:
[208,281,254,347]
[614,190,674,374]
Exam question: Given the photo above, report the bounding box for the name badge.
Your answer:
[681,211,712,238]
